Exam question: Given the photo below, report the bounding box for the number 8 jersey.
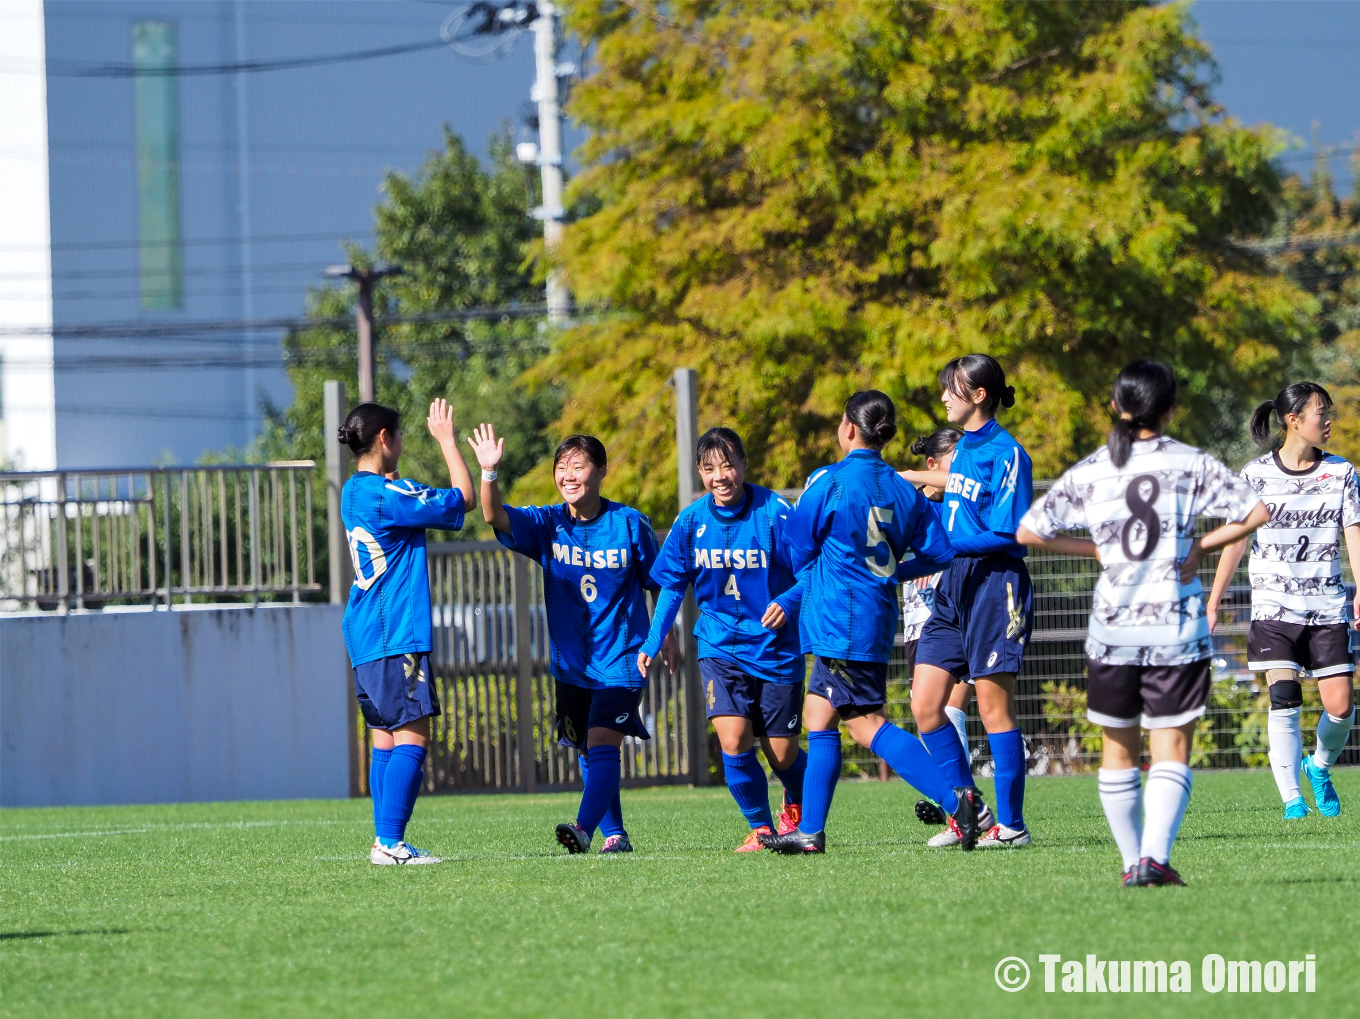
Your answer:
[1020,437,1261,665]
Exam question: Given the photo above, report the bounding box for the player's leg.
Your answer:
[1264,668,1308,818]
[760,680,840,853]
[715,713,776,848]
[945,680,974,756]
[975,672,1030,846]
[912,570,975,796]
[757,679,806,834]
[1301,625,1355,817]
[1099,724,1144,886]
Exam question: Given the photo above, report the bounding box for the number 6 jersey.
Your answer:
[1240,450,1360,625]
[1020,437,1261,665]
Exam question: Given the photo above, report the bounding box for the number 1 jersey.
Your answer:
[1020,437,1261,665]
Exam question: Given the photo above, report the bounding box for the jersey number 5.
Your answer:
[865,506,895,578]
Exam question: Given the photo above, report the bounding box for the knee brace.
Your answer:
[1269,679,1303,711]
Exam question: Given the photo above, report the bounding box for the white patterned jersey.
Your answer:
[1241,451,1360,625]
[1020,437,1261,665]
[901,572,942,644]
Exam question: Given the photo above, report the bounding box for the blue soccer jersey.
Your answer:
[341,472,466,667]
[496,500,660,689]
[641,484,804,684]
[941,418,1033,558]
[783,449,955,663]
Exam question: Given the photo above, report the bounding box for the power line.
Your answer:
[0,229,373,254]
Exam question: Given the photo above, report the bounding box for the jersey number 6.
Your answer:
[580,574,598,603]
[865,506,895,578]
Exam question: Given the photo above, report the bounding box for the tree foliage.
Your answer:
[520,0,1315,522]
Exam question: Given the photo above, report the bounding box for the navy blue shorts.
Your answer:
[917,555,1032,681]
[554,680,651,751]
[903,640,973,685]
[808,656,888,719]
[353,652,441,730]
[699,658,803,737]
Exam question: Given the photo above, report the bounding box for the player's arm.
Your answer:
[1205,537,1248,634]
[1343,523,1360,629]
[897,495,955,581]
[781,477,829,577]
[1016,472,1095,559]
[427,399,475,509]
[1016,528,1099,560]
[467,423,510,533]
[899,468,950,489]
[1182,502,1270,584]
[764,502,803,629]
[638,527,691,674]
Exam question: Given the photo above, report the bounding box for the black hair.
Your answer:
[844,390,897,449]
[910,426,963,463]
[337,402,400,457]
[938,353,1016,414]
[695,427,746,468]
[553,434,608,470]
[1249,382,1333,448]
[1108,360,1177,468]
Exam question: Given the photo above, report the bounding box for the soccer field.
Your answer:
[3,771,1357,1018]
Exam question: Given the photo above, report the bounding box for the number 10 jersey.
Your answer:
[1020,437,1261,665]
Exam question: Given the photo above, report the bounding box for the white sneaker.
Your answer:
[371,840,443,865]
[976,823,1031,848]
[925,802,994,847]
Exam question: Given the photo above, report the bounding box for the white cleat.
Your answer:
[976,823,1031,848]
[926,802,994,847]
[370,840,443,865]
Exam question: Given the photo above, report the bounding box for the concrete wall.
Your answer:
[0,604,350,807]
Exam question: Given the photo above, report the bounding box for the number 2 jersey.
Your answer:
[643,484,804,684]
[1020,437,1261,666]
[496,500,660,689]
[341,472,466,667]
[1240,450,1360,625]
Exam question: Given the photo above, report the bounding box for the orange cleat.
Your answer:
[776,799,802,836]
[736,826,773,852]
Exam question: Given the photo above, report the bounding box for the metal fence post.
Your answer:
[673,368,710,786]
[54,474,69,614]
[513,554,537,792]
[323,381,352,605]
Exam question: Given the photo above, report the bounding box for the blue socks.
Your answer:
[988,728,1027,830]
[577,745,622,838]
[376,744,426,847]
[770,748,807,806]
[369,746,392,836]
[870,722,958,813]
[578,750,626,837]
[723,750,775,830]
[921,723,973,790]
[799,730,843,834]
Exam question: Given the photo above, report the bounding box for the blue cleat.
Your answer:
[1303,756,1340,817]
[1283,795,1310,820]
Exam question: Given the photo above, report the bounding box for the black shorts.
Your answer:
[699,658,803,737]
[1085,657,1211,730]
[1247,621,1355,679]
[807,656,887,720]
[353,652,441,730]
[553,681,651,751]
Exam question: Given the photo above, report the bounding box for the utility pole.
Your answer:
[323,264,402,403]
[530,1,569,324]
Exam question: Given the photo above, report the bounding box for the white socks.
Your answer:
[944,705,969,752]
[1098,768,1143,870]
[1313,707,1354,770]
[1141,762,1192,866]
[1267,707,1303,802]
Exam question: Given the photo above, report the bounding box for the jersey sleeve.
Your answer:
[897,490,955,581]
[1342,463,1360,529]
[984,444,1033,536]
[640,587,685,659]
[633,515,662,593]
[380,480,466,530]
[649,516,696,593]
[1019,469,1085,539]
[782,471,831,577]
[1196,454,1262,523]
[495,504,553,560]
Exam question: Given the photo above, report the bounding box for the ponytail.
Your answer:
[1249,383,1333,449]
[1108,419,1135,471]
[1249,401,1277,448]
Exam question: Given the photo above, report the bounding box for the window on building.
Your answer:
[133,22,182,310]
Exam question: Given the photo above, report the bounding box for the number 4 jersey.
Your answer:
[496,500,661,689]
[1020,437,1261,665]
[1240,450,1360,625]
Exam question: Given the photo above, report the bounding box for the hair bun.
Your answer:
[1001,385,1016,408]
[909,436,929,456]
[336,424,355,446]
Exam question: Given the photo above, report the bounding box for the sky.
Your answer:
[1190,0,1360,191]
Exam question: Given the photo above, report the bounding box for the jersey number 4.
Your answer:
[865,506,896,578]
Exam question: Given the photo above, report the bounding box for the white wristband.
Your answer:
[481,469,498,482]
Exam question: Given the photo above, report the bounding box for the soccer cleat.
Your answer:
[758,828,826,854]
[776,798,802,836]
[736,826,773,852]
[927,816,966,848]
[598,833,634,854]
[917,798,993,830]
[976,823,1032,848]
[1131,856,1186,887]
[1283,795,1311,820]
[1121,866,1138,888]
[370,840,443,865]
[1303,757,1341,817]
[950,786,983,852]
[555,821,593,854]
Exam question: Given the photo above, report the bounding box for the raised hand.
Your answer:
[467,423,505,472]
[427,398,457,446]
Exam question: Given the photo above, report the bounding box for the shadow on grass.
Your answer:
[0,928,132,941]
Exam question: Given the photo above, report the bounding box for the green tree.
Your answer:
[522,0,1314,522]
[261,130,559,537]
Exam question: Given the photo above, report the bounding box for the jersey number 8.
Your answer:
[1121,475,1161,562]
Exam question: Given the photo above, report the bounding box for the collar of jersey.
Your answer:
[960,418,1001,447]
[562,498,610,526]
[843,448,883,462]
[707,484,754,522]
[1271,448,1326,477]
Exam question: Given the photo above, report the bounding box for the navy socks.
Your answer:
[723,750,775,830]
[988,728,1027,830]
[577,745,623,838]
[376,744,426,847]
[369,746,392,837]
[799,730,843,834]
[921,723,973,790]
[770,748,807,806]
[870,722,958,814]
[578,750,626,837]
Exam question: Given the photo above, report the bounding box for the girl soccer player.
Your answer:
[1019,361,1267,886]
[1206,383,1360,819]
[637,427,808,851]
[340,399,475,865]
[760,391,982,854]
[468,424,675,854]
[901,355,1033,849]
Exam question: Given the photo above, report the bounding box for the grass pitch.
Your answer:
[3,771,1357,1018]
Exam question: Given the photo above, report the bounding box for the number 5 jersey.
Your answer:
[1020,437,1262,666]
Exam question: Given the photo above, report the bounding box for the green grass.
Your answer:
[3,771,1357,1017]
